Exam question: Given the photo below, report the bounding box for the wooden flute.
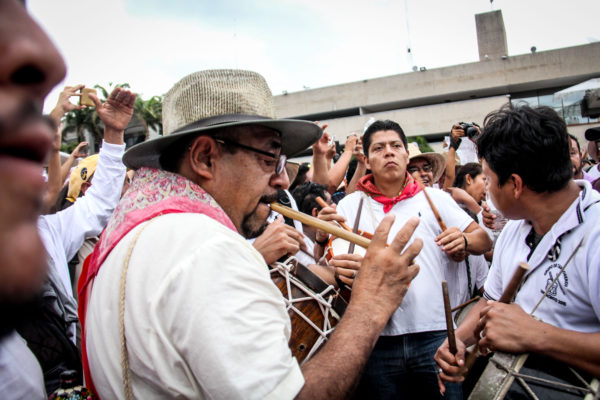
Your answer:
[270,202,370,249]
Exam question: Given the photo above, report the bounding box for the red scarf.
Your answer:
[77,167,236,396]
[357,173,422,213]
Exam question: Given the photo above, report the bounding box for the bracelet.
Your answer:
[315,236,329,246]
[463,234,469,251]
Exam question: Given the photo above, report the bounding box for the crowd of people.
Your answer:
[1,1,599,399]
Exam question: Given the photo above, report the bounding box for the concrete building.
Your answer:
[275,10,600,158]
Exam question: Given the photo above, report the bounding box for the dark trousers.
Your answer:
[353,331,462,400]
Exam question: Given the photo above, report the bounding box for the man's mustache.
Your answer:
[0,100,43,139]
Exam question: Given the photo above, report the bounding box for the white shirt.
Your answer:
[0,331,46,399]
[86,213,304,399]
[445,254,488,312]
[337,189,473,335]
[587,164,600,180]
[38,141,126,297]
[484,181,600,332]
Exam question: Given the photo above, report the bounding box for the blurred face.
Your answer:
[465,173,487,204]
[365,130,408,185]
[407,157,434,187]
[215,126,289,238]
[569,137,582,178]
[482,160,519,219]
[0,0,67,299]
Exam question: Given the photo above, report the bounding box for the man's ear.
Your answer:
[511,174,524,199]
[311,207,319,217]
[80,181,91,196]
[365,156,371,170]
[188,136,219,180]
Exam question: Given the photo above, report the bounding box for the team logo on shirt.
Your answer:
[540,263,568,306]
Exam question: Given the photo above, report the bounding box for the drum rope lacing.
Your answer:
[271,256,339,361]
[486,235,598,399]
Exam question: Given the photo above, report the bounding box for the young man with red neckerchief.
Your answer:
[315,120,492,399]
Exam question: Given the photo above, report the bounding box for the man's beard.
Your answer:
[241,192,280,239]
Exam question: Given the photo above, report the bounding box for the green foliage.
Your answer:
[60,142,79,154]
[61,83,163,148]
[408,136,434,153]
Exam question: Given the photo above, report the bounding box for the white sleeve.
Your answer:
[434,190,473,232]
[40,141,125,262]
[155,233,304,399]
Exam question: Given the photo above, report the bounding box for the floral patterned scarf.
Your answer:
[78,167,236,395]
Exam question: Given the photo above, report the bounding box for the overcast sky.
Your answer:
[30,0,600,113]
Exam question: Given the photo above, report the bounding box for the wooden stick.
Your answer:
[348,197,364,254]
[499,262,530,303]
[315,196,353,232]
[463,262,531,370]
[422,186,447,231]
[270,202,370,249]
[442,280,457,355]
[451,296,481,313]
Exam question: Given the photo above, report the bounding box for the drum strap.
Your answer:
[119,220,154,400]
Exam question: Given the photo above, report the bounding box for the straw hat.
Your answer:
[123,69,322,170]
[407,142,445,183]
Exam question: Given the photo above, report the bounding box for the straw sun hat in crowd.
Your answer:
[407,142,445,183]
[123,69,322,170]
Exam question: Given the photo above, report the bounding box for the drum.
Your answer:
[453,298,479,326]
[270,257,347,364]
[325,235,368,263]
[468,351,599,400]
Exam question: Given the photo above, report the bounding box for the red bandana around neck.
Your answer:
[357,173,422,213]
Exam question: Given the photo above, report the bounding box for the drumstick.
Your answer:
[463,262,531,371]
[270,202,370,249]
[315,196,352,232]
[422,186,447,231]
[348,197,364,254]
[499,262,530,303]
[451,296,481,313]
[442,280,457,355]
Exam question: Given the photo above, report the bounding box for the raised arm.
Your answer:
[311,123,333,187]
[327,135,358,193]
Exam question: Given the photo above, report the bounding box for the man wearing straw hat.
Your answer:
[79,69,424,399]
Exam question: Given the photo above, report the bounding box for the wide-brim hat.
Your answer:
[407,142,445,183]
[123,69,322,170]
[585,127,600,141]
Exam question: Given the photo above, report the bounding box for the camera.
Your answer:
[458,122,480,139]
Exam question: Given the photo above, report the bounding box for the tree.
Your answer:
[61,83,163,151]
[408,136,434,153]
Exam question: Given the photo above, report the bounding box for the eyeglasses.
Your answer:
[214,138,287,175]
[407,164,432,174]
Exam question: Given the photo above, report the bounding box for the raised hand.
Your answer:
[352,215,422,316]
[90,87,136,134]
[49,84,86,125]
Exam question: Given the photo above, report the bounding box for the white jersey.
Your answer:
[484,181,600,332]
[337,189,473,335]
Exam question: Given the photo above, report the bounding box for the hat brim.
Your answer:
[123,118,322,170]
[585,127,600,141]
[409,152,446,183]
